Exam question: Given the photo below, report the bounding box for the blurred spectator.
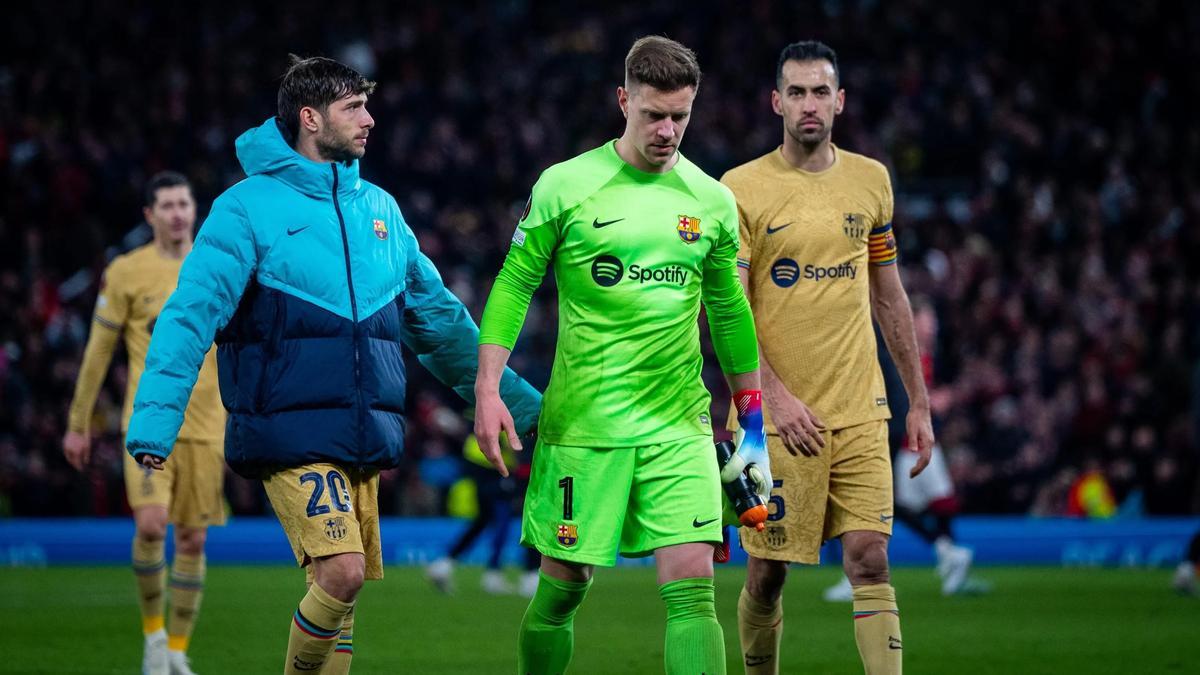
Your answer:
[1066,462,1117,519]
[1,1,1196,516]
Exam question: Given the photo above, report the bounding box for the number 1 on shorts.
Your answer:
[559,476,574,520]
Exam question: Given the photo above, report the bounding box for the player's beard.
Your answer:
[316,128,365,163]
[788,118,831,151]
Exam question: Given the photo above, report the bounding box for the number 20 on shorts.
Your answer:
[300,470,353,517]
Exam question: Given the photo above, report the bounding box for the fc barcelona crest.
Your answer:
[677,215,702,244]
[556,523,578,547]
[842,213,867,241]
[765,525,787,549]
[373,219,388,240]
[324,516,349,541]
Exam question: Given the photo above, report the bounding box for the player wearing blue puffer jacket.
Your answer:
[126,56,541,674]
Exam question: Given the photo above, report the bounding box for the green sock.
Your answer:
[660,577,726,675]
[517,571,592,675]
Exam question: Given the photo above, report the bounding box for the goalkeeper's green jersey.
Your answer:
[480,141,758,447]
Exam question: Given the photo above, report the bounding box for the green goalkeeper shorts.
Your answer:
[520,434,723,567]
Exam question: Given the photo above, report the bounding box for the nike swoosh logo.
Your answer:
[745,655,773,666]
[880,514,894,523]
[692,517,719,528]
[592,218,624,228]
[287,225,310,236]
[766,222,792,234]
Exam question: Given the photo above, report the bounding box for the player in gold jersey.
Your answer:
[63,172,224,675]
[721,42,934,675]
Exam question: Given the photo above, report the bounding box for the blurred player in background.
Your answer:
[474,36,769,675]
[1174,529,1200,596]
[123,57,541,674]
[825,298,981,601]
[62,171,222,675]
[426,432,540,596]
[722,41,934,674]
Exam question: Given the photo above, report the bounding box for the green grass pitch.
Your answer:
[2,565,1196,673]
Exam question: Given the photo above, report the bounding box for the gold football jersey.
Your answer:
[722,146,897,431]
[92,243,224,440]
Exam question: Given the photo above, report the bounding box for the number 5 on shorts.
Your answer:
[768,479,784,521]
[300,470,352,517]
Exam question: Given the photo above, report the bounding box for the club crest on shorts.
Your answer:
[556,523,578,547]
[324,516,349,541]
[765,525,787,549]
[677,214,701,244]
[373,219,388,240]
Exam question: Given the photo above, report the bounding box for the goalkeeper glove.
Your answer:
[721,389,772,503]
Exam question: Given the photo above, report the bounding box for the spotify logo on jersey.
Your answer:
[591,255,625,287]
[771,258,800,287]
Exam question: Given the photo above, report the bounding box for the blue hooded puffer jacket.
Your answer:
[126,118,541,477]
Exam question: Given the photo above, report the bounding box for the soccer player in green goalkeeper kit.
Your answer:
[474,36,770,675]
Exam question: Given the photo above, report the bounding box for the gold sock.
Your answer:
[132,537,166,635]
[852,583,902,675]
[322,607,355,675]
[285,582,355,674]
[737,586,783,674]
[167,553,205,653]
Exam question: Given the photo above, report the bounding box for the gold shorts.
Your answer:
[124,438,227,528]
[740,419,892,564]
[263,463,383,581]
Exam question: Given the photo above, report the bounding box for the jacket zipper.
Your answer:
[331,164,364,465]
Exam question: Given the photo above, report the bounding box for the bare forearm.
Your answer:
[873,289,929,409]
[475,343,512,396]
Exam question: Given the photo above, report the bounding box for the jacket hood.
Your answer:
[235,117,362,200]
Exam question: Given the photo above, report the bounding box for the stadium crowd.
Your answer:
[1,1,1197,517]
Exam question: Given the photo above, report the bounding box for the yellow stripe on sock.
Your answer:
[143,615,165,634]
[168,634,190,652]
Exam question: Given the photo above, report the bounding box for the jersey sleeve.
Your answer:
[66,265,126,434]
[868,170,898,266]
[394,206,543,436]
[719,173,754,273]
[92,262,130,331]
[701,188,759,375]
[126,193,257,460]
[478,175,564,350]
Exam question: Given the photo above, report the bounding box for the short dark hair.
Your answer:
[625,36,701,91]
[144,171,190,207]
[776,41,840,88]
[277,55,377,141]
